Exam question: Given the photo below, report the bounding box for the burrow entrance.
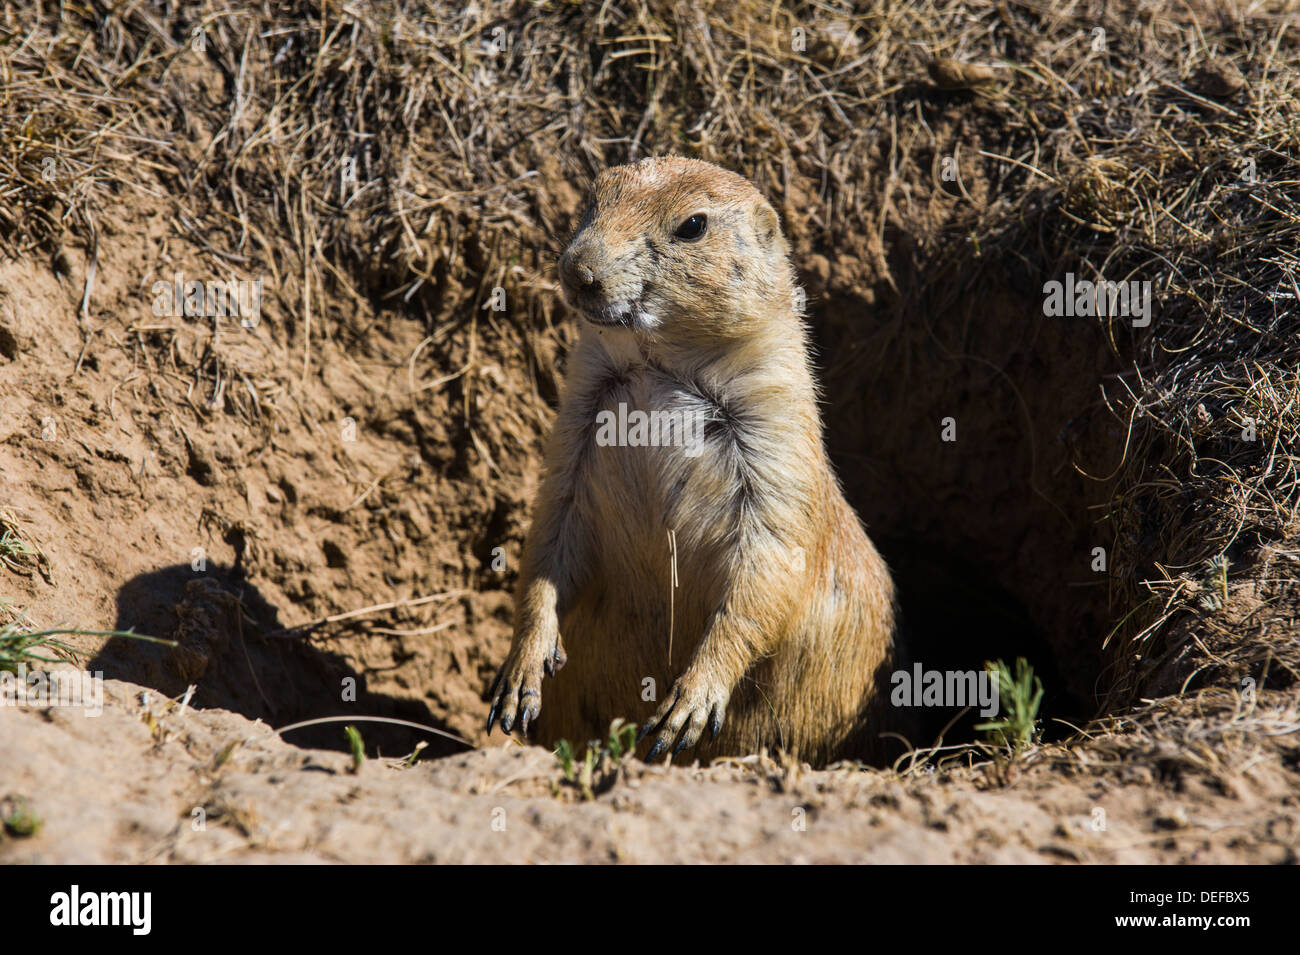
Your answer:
[812,265,1129,747]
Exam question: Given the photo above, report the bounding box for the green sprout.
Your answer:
[975,657,1044,752]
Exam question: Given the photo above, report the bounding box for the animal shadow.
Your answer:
[91,563,465,759]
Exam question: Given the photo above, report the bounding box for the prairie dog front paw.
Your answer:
[638,670,728,760]
[486,636,567,736]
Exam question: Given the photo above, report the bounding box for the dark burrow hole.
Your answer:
[879,537,1087,745]
[811,272,1128,752]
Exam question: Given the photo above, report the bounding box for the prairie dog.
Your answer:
[487,156,903,766]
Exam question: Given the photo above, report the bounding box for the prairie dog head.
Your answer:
[558,157,797,342]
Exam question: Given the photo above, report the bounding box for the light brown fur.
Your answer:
[487,156,903,766]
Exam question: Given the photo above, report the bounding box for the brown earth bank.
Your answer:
[1,0,1299,864]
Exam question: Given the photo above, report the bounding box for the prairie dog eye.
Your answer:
[674,213,708,241]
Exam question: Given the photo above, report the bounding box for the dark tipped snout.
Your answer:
[559,245,600,296]
[557,236,635,327]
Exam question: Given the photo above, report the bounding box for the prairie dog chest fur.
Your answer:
[487,156,904,767]
[564,333,818,581]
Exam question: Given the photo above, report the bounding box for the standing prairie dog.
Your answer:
[487,156,903,766]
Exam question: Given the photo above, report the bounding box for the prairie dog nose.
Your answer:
[559,247,598,292]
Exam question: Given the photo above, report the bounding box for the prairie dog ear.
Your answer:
[752,200,786,253]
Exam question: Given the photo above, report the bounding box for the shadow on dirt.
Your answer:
[91,562,467,759]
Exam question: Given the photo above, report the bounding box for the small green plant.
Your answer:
[401,740,428,767]
[344,725,365,772]
[1,795,42,837]
[604,717,638,760]
[0,621,173,674]
[1196,554,1231,610]
[0,528,35,566]
[553,718,638,800]
[975,657,1044,752]
[554,738,579,781]
[0,511,52,583]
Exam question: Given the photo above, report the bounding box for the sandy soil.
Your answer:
[4,669,1297,864]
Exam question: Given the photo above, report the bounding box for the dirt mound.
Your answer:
[4,671,1296,863]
